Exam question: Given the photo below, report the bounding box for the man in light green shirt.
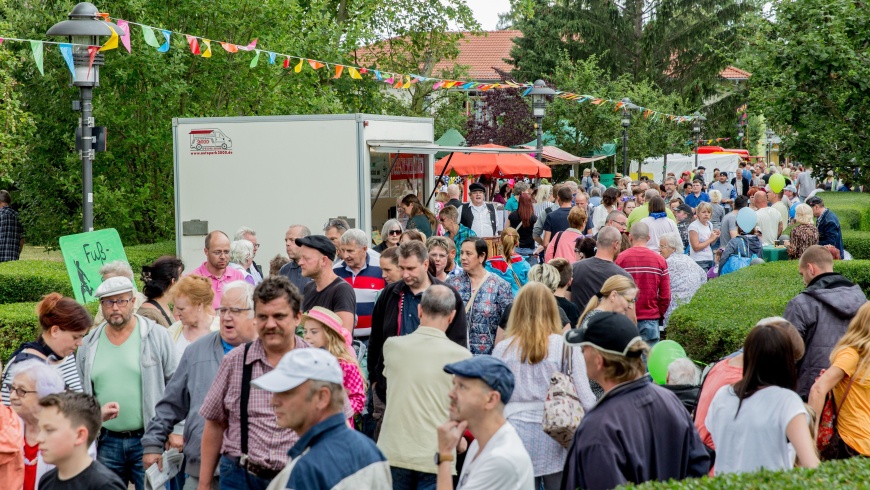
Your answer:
[377,285,472,485]
[627,188,677,231]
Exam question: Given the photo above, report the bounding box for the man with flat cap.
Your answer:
[458,182,497,238]
[562,313,710,489]
[297,235,356,335]
[436,356,534,490]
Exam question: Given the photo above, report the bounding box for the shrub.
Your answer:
[668,260,870,363]
[0,261,73,304]
[124,240,177,271]
[622,454,870,488]
[819,192,870,231]
[0,301,99,363]
[844,230,870,260]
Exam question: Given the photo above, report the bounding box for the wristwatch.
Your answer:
[434,452,454,465]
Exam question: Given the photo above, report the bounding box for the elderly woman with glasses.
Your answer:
[228,239,257,286]
[658,232,707,328]
[375,219,403,253]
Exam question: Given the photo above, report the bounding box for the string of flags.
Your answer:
[1,14,704,123]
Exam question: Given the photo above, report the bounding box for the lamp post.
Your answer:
[737,122,745,149]
[620,97,638,176]
[693,111,706,171]
[47,2,120,233]
[765,128,774,166]
[528,80,555,163]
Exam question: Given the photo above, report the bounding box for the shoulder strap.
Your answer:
[464,273,488,315]
[240,342,253,458]
[561,342,572,377]
[836,375,856,417]
[552,231,565,252]
[145,299,173,325]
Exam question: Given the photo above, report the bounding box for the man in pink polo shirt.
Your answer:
[190,230,246,309]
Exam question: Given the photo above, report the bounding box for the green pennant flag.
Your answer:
[141,25,161,48]
[250,49,261,68]
[30,40,44,76]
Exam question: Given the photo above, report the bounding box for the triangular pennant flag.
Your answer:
[283,57,290,69]
[239,38,257,51]
[249,49,260,68]
[333,65,344,78]
[59,43,76,81]
[116,19,131,53]
[30,40,44,76]
[99,26,118,51]
[294,58,303,73]
[220,42,238,53]
[268,52,276,64]
[87,45,99,79]
[393,78,403,89]
[98,12,109,20]
[432,81,443,90]
[201,39,212,58]
[402,77,411,89]
[185,35,200,55]
[157,30,171,53]
[141,25,161,48]
[384,76,395,84]
[308,60,324,70]
[359,67,368,74]
[374,70,382,80]
[444,81,457,89]
[0,38,3,45]
[348,67,362,79]
[521,87,532,97]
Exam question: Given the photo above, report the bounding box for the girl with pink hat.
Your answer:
[302,307,365,419]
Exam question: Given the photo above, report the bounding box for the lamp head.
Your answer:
[46,2,122,87]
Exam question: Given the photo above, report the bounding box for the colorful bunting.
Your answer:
[348,67,362,79]
[250,49,260,68]
[294,58,303,73]
[308,60,324,70]
[30,40,43,76]
[141,25,160,48]
[239,38,257,51]
[116,20,131,53]
[87,45,99,79]
[201,39,212,58]
[333,65,344,78]
[220,42,238,53]
[59,43,75,81]
[283,56,290,69]
[99,26,118,52]
[185,35,200,55]
[268,52,276,64]
[157,29,171,53]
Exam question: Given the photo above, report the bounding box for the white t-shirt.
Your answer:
[469,204,495,238]
[457,423,534,490]
[687,220,714,261]
[641,215,680,252]
[706,385,808,475]
[755,207,782,246]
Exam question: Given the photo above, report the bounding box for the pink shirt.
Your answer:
[545,229,583,263]
[189,262,246,309]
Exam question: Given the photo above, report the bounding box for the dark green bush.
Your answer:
[844,230,870,260]
[124,240,176,271]
[0,261,73,303]
[819,192,870,231]
[668,260,870,363]
[622,454,870,488]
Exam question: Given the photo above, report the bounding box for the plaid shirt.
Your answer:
[199,337,310,471]
[0,206,23,263]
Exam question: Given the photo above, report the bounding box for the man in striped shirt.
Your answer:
[614,222,670,348]
[334,229,385,344]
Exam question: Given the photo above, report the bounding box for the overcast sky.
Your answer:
[465,0,512,30]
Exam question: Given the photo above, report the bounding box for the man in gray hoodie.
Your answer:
[142,281,258,489]
[784,245,867,399]
[76,276,178,490]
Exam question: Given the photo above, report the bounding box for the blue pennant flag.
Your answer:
[157,29,171,53]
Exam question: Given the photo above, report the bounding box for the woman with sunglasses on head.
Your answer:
[375,219,403,253]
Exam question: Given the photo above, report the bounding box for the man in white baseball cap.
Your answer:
[253,349,391,489]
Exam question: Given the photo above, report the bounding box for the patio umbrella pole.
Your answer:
[426,152,454,207]
[372,152,403,212]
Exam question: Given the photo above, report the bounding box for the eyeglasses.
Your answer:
[252,244,260,250]
[4,383,37,397]
[621,197,636,202]
[210,250,230,257]
[217,307,252,316]
[619,294,637,305]
[100,298,132,308]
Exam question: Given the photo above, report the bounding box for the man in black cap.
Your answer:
[562,313,710,489]
[458,182,497,237]
[297,235,356,334]
[436,356,534,490]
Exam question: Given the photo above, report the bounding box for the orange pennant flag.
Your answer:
[220,42,238,53]
[308,60,324,70]
[334,65,344,78]
[393,78,403,89]
[98,12,110,20]
[348,67,362,79]
[294,59,303,73]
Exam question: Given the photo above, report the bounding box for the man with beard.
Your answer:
[191,231,246,310]
[76,276,177,490]
[435,356,534,490]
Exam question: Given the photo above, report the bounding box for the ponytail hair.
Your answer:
[576,275,637,327]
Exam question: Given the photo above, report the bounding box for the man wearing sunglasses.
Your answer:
[76,276,177,490]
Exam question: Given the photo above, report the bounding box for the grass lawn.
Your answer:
[18,245,64,261]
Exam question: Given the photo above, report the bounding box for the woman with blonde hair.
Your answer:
[492,283,595,490]
[688,201,720,271]
[167,275,218,355]
[486,227,531,296]
[577,275,639,330]
[809,302,870,457]
[787,203,819,260]
[400,194,437,238]
[400,229,426,243]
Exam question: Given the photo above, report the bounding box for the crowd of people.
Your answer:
[0,160,864,490]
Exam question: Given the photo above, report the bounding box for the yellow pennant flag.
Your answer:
[348,67,362,79]
[334,65,344,78]
[99,26,119,51]
[294,58,303,73]
[402,76,411,89]
[202,39,212,58]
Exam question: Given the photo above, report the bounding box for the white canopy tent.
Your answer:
[632,153,742,182]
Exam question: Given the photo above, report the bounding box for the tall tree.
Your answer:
[465,69,535,147]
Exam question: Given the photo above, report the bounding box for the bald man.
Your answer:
[190,230,247,309]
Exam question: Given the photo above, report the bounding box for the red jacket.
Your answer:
[615,246,670,320]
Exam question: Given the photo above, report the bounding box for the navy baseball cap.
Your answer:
[444,356,515,403]
[295,235,336,261]
[564,312,643,357]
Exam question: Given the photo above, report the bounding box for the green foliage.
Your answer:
[668,260,870,363]
[622,452,870,488]
[123,240,176,271]
[818,193,870,231]
[0,261,72,303]
[0,301,98,363]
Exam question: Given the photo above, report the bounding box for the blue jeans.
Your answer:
[637,320,660,349]
[391,467,437,490]
[218,456,271,490]
[515,247,538,265]
[97,431,145,490]
[695,260,714,272]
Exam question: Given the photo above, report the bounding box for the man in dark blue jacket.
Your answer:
[806,196,844,258]
[562,313,710,490]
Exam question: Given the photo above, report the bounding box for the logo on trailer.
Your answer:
[189,129,233,154]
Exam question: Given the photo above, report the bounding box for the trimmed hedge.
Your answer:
[668,260,870,363]
[819,192,870,231]
[123,240,176,271]
[0,302,98,362]
[844,230,870,260]
[621,453,870,488]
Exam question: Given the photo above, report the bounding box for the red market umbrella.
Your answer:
[435,144,551,178]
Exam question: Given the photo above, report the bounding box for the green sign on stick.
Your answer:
[59,228,128,304]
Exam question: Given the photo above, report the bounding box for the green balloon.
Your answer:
[648,340,687,385]
[769,173,786,193]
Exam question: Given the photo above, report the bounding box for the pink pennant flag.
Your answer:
[432,81,443,90]
[116,19,131,53]
[220,42,238,53]
[0,38,3,45]
[185,35,201,55]
[87,45,99,79]
[238,38,257,51]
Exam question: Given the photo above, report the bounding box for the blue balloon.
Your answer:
[737,207,757,233]
[790,202,799,219]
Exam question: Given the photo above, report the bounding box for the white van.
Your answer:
[189,129,232,150]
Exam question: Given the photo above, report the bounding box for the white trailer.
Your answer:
[172,114,443,271]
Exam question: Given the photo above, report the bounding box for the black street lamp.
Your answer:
[765,128,774,166]
[737,122,745,149]
[528,80,555,163]
[620,97,638,176]
[47,2,120,233]
[693,112,706,170]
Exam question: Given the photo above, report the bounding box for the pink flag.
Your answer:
[239,38,257,51]
[116,19,131,53]
[185,35,200,55]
